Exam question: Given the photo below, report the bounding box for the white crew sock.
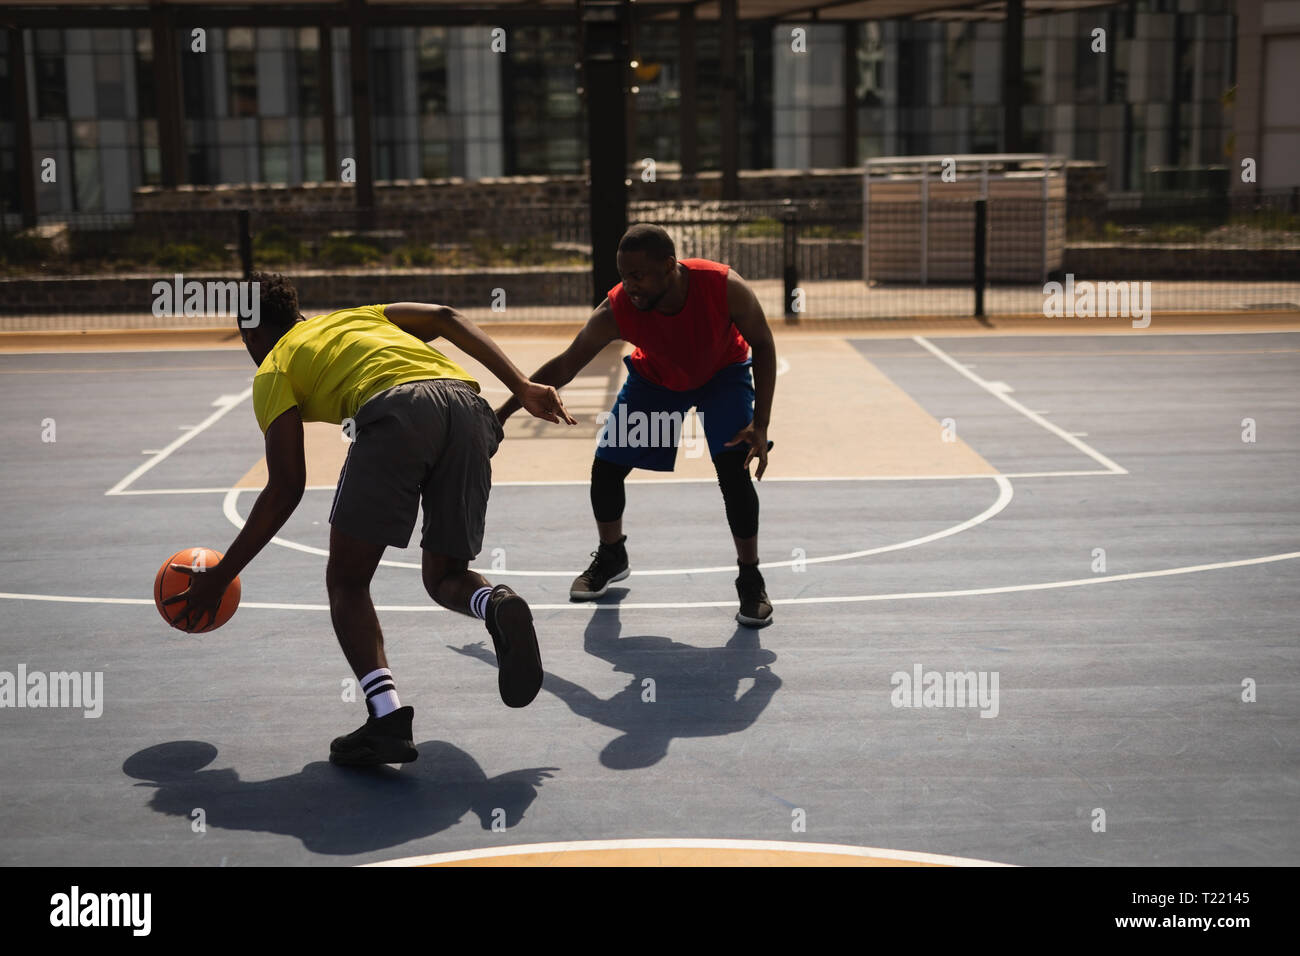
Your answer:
[470,586,493,620]
[360,667,400,718]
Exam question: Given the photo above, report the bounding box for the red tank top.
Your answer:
[607,258,751,392]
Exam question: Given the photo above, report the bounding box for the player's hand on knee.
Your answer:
[726,424,770,480]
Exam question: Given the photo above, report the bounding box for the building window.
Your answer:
[296,28,320,117]
[227,28,257,118]
[504,26,582,175]
[35,31,68,119]
[418,27,448,116]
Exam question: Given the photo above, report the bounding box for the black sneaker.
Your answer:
[484,585,543,708]
[329,705,418,766]
[735,561,773,629]
[570,536,630,600]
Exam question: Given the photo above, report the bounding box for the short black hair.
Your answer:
[247,271,301,334]
[618,223,676,261]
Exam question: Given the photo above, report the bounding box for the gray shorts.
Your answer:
[329,379,504,558]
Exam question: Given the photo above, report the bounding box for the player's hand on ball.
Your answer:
[162,564,229,631]
[725,423,771,480]
[519,381,576,425]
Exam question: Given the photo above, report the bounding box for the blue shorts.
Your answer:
[595,356,755,472]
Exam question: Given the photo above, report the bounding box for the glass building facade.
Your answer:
[2,1,1241,215]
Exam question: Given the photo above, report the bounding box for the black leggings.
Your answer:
[590,448,759,539]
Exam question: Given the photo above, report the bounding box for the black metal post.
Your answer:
[719,0,738,200]
[347,0,375,225]
[149,4,186,188]
[678,5,697,179]
[580,1,629,306]
[782,205,798,322]
[973,198,987,320]
[8,27,37,227]
[1001,0,1024,153]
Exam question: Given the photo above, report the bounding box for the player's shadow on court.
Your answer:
[122,739,556,856]
[451,607,780,770]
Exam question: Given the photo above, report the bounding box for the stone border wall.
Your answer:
[6,244,1296,315]
[133,163,1108,215]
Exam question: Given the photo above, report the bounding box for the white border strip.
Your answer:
[359,838,1013,867]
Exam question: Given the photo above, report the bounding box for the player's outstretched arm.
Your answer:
[495,299,621,424]
[166,407,306,629]
[386,302,576,425]
[723,270,777,480]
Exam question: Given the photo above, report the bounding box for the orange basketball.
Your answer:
[154,548,241,633]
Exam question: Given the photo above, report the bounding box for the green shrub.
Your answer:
[1232,209,1300,232]
[803,224,861,240]
[318,234,384,266]
[393,243,437,267]
[0,231,55,267]
[1148,222,1207,243]
[254,225,303,266]
[152,238,229,271]
[739,217,782,238]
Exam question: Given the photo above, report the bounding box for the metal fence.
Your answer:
[1,190,1297,329]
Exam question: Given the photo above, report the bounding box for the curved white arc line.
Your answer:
[222,487,336,565]
[4,550,1297,611]
[361,838,1012,868]
[226,475,1014,576]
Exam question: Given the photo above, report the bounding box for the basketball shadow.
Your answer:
[122,740,556,855]
[450,606,780,770]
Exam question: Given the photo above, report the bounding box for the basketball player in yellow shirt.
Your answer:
[164,273,575,767]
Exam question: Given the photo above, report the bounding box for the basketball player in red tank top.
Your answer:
[496,224,778,627]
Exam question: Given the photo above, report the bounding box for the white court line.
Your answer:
[222,475,1014,576]
[116,469,1121,495]
[5,550,1296,612]
[912,335,1128,475]
[361,838,1012,867]
[108,487,247,496]
[105,387,252,496]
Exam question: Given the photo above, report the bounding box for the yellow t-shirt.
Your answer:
[251,304,479,433]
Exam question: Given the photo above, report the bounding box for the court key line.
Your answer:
[912,336,1128,475]
[3,550,1296,612]
[104,387,252,496]
[221,476,1015,576]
